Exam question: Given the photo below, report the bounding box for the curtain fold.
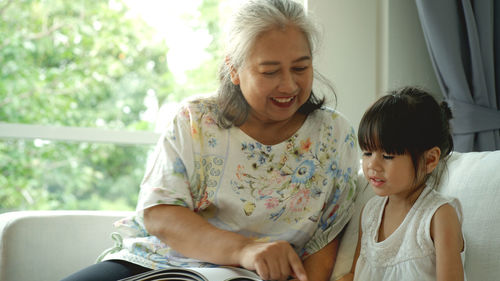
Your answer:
[415,0,499,152]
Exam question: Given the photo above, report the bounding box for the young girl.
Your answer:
[339,86,465,281]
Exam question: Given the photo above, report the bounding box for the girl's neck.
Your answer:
[378,183,427,242]
[387,182,427,209]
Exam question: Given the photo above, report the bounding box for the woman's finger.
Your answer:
[254,258,270,280]
[288,251,308,281]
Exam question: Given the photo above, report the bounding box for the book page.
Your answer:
[118,266,263,281]
[192,267,262,281]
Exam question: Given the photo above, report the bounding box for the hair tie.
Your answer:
[440,101,453,120]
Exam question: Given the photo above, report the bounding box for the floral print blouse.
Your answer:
[100,99,360,269]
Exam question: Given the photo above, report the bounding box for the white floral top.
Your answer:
[100,99,360,269]
[353,185,466,281]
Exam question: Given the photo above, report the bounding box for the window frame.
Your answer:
[0,122,159,145]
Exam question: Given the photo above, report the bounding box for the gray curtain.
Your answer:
[415,0,500,152]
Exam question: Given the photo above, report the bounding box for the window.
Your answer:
[0,139,150,210]
[0,0,230,130]
[0,0,239,212]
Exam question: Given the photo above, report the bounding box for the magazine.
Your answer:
[119,266,263,281]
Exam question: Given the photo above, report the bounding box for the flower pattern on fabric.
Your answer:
[191,154,225,212]
[229,117,357,227]
[291,160,316,184]
[100,99,360,269]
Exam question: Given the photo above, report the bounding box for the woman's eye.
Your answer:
[383,155,394,160]
[262,70,278,75]
[293,66,308,72]
[362,152,372,157]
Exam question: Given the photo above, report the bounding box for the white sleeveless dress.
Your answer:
[353,185,466,281]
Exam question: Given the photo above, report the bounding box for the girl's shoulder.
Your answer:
[429,200,465,255]
[420,188,462,220]
[364,195,385,211]
[361,196,386,222]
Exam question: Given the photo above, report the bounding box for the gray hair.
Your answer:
[214,0,329,128]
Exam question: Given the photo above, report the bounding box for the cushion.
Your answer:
[0,210,131,281]
[436,151,500,281]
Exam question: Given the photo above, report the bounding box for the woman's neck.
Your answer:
[238,112,308,145]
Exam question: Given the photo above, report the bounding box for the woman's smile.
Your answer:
[270,96,297,107]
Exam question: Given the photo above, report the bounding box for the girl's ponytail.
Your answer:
[439,101,454,158]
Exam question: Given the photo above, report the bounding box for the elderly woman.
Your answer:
[62,0,359,280]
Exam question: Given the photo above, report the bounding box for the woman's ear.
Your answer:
[226,56,240,85]
[425,146,441,174]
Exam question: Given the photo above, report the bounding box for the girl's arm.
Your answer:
[431,203,465,281]
[292,237,339,281]
[144,204,308,281]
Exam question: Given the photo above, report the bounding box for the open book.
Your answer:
[119,266,263,281]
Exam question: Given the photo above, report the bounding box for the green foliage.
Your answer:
[1,0,176,129]
[0,139,150,211]
[0,0,223,212]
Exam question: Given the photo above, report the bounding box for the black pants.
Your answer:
[60,260,151,281]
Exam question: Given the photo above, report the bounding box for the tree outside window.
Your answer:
[0,0,228,212]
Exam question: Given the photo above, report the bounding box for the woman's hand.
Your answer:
[144,205,307,280]
[238,240,308,281]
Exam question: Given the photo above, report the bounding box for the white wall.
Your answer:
[383,0,441,96]
[307,0,441,131]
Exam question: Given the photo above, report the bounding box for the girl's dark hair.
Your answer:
[358,86,454,185]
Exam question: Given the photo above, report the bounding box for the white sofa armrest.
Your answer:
[0,210,133,281]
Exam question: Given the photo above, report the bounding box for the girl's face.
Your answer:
[230,25,313,125]
[362,150,418,198]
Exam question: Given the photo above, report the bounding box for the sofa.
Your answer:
[1,151,499,281]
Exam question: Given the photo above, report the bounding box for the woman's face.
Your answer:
[230,25,313,125]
